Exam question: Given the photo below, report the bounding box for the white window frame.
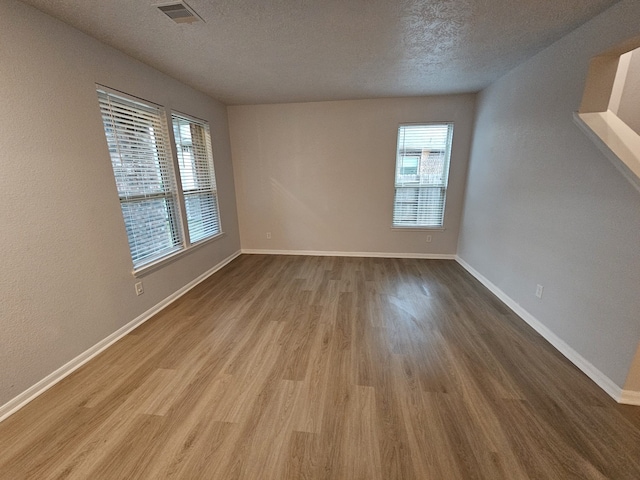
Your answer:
[392,123,454,229]
[171,111,222,246]
[96,85,223,277]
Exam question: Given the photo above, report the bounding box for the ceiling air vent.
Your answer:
[155,1,203,24]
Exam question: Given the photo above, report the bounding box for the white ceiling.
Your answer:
[21,0,619,105]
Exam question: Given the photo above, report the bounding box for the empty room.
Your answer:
[1,0,640,478]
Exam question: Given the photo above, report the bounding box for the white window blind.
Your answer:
[393,123,454,228]
[172,114,221,243]
[97,89,183,268]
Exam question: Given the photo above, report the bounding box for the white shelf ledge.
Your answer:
[574,110,640,193]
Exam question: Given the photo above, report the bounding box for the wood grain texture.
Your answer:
[1,255,639,479]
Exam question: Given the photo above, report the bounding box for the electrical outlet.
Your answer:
[266,232,271,239]
[135,281,144,296]
[535,284,543,299]
[426,235,432,243]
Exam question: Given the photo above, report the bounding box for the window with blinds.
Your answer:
[97,87,223,272]
[172,114,221,243]
[393,123,454,228]
[98,89,183,268]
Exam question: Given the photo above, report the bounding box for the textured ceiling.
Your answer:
[20,0,620,105]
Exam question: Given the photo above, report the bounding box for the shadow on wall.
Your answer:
[270,177,327,247]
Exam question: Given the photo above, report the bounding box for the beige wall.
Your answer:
[458,0,640,389]
[0,1,240,407]
[625,343,640,392]
[608,50,631,114]
[617,48,640,134]
[229,96,475,255]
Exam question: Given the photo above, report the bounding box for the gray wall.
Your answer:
[0,0,240,407]
[229,96,475,255]
[458,0,640,389]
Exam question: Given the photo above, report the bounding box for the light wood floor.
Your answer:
[1,255,639,479]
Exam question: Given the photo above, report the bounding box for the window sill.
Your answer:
[132,232,226,278]
[391,226,446,232]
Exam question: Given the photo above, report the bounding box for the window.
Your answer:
[392,123,454,228]
[172,114,221,243]
[97,87,221,272]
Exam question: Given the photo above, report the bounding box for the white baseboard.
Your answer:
[4,249,635,422]
[0,250,241,424]
[241,248,456,260]
[455,255,639,406]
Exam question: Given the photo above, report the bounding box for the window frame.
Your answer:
[96,85,224,277]
[392,122,454,230]
[171,111,222,246]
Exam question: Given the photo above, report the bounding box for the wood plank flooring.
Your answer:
[1,255,639,479]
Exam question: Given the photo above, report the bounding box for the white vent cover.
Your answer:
[155,1,203,24]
